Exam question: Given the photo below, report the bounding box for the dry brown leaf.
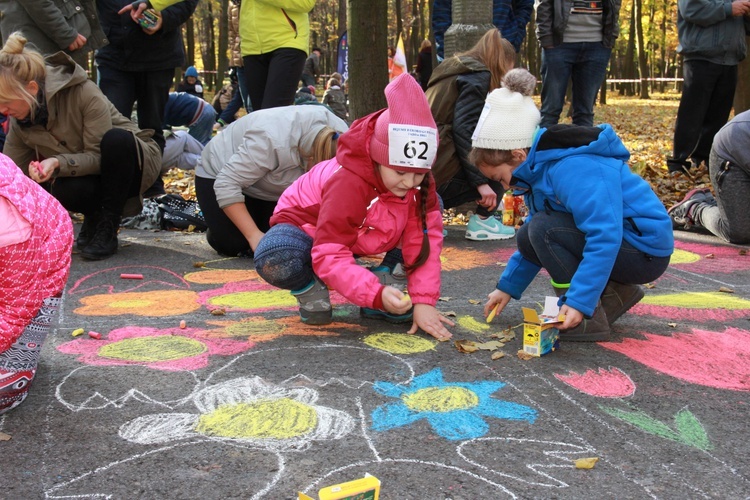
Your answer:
[574,457,599,469]
[739,249,748,255]
[704,253,715,259]
[193,262,205,268]
[517,350,534,360]
[0,431,11,441]
[443,311,457,317]
[455,340,479,353]
[468,299,480,304]
[210,308,226,316]
[667,322,677,327]
[491,351,506,360]
[473,341,505,351]
[644,283,656,289]
[719,286,735,293]
[438,297,452,302]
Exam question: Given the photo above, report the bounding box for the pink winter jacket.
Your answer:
[270,110,444,309]
[0,154,73,352]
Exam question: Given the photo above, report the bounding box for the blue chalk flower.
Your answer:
[371,368,536,440]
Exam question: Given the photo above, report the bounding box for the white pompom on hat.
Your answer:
[471,70,541,151]
[369,73,438,173]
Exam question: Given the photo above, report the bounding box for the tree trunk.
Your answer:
[622,4,636,96]
[216,0,230,89]
[735,36,750,114]
[185,17,195,67]
[348,0,388,120]
[443,0,493,58]
[198,2,216,91]
[635,0,650,99]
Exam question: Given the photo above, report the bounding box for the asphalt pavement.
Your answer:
[2,223,749,500]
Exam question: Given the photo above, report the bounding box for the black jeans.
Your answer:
[437,168,504,217]
[97,66,175,151]
[243,48,307,111]
[671,60,737,168]
[195,175,278,257]
[52,129,143,216]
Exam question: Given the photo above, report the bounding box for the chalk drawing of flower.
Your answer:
[439,247,516,272]
[371,368,536,441]
[629,291,750,322]
[599,327,750,391]
[668,241,750,274]
[555,367,636,398]
[183,268,261,284]
[74,290,200,317]
[197,280,347,314]
[57,326,253,371]
[201,316,364,343]
[119,377,355,451]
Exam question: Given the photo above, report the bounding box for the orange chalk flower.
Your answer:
[74,290,200,317]
[202,316,364,343]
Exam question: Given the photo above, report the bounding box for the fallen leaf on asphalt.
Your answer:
[517,350,534,360]
[193,261,205,268]
[739,249,747,255]
[443,311,457,317]
[644,283,656,289]
[473,341,505,351]
[704,253,715,259]
[455,340,479,353]
[210,308,226,316]
[575,457,599,469]
[491,351,505,360]
[0,432,11,441]
[468,299,480,304]
[438,297,452,301]
[667,322,677,327]
[719,286,735,293]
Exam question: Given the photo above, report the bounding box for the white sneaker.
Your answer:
[465,214,515,241]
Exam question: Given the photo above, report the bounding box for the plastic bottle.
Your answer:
[502,191,515,226]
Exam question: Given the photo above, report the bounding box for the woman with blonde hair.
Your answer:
[0,33,161,260]
[425,28,517,241]
[195,105,348,257]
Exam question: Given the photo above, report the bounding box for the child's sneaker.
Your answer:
[465,214,515,241]
[668,187,713,230]
[290,276,332,325]
[360,307,413,323]
[369,263,407,291]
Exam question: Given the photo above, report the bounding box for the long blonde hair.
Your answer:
[458,28,515,92]
[302,126,340,170]
[0,33,46,121]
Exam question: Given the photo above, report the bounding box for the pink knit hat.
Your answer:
[369,73,438,173]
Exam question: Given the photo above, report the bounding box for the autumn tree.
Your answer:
[348,0,389,119]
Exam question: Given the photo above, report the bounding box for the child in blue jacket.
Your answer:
[470,69,674,341]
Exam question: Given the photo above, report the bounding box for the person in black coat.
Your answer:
[415,39,433,91]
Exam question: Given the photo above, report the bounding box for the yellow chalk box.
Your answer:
[522,296,562,357]
[298,474,380,500]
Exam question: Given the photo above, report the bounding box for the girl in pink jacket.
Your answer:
[254,74,453,341]
[0,153,73,414]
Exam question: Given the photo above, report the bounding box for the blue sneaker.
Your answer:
[465,214,515,241]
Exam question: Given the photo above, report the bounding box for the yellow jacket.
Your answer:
[240,0,315,56]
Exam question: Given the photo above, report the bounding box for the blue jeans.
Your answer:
[540,42,612,127]
[189,103,217,146]
[517,210,670,285]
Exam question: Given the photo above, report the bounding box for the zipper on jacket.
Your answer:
[281,9,298,38]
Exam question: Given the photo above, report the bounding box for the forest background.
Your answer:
[164,0,750,207]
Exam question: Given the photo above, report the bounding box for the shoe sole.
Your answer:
[300,310,333,325]
[667,187,711,229]
[80,248,118,260]
[465,230,515,241]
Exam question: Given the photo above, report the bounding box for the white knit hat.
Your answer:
[471,83,541,151]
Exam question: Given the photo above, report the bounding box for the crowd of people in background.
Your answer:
[0,0,748,416]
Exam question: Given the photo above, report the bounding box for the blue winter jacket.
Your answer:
[498,124,674,317]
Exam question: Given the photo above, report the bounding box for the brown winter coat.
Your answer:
[3,52,161,216]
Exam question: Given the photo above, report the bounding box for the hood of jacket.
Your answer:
[427,55,488,88]
[335,109,393,196]
[44,52,90,105]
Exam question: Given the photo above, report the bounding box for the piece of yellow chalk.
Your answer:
[72,328,85,337]
[486,303,500,323]
[401,293,410,303]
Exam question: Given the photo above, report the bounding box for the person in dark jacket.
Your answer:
[415,39,433,91]
[425,28,516,241]
[95,0,198,196]
[535,0,622,127]
[0,0,107,69]
[163,92,216,146]
[176,65,204,99]
[432,0,534,58]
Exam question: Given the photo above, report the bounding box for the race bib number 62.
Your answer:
[387,124,437,169]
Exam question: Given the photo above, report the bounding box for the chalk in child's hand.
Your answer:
[120,273,143,280]
[486,303,500,323]
[401,293,410,303]
[71,328,85,337]
[88,331,102,339]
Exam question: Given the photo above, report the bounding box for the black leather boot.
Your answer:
[76,212,102,249]
[81,211,121,260]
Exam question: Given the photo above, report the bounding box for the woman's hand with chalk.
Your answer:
[484,289,512,323]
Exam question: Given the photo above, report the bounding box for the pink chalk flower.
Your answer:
[57,326,253,371]
[555,367,636,398]
[599,327,750,392]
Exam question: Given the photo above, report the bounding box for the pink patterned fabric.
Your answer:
[0,154,73,353]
